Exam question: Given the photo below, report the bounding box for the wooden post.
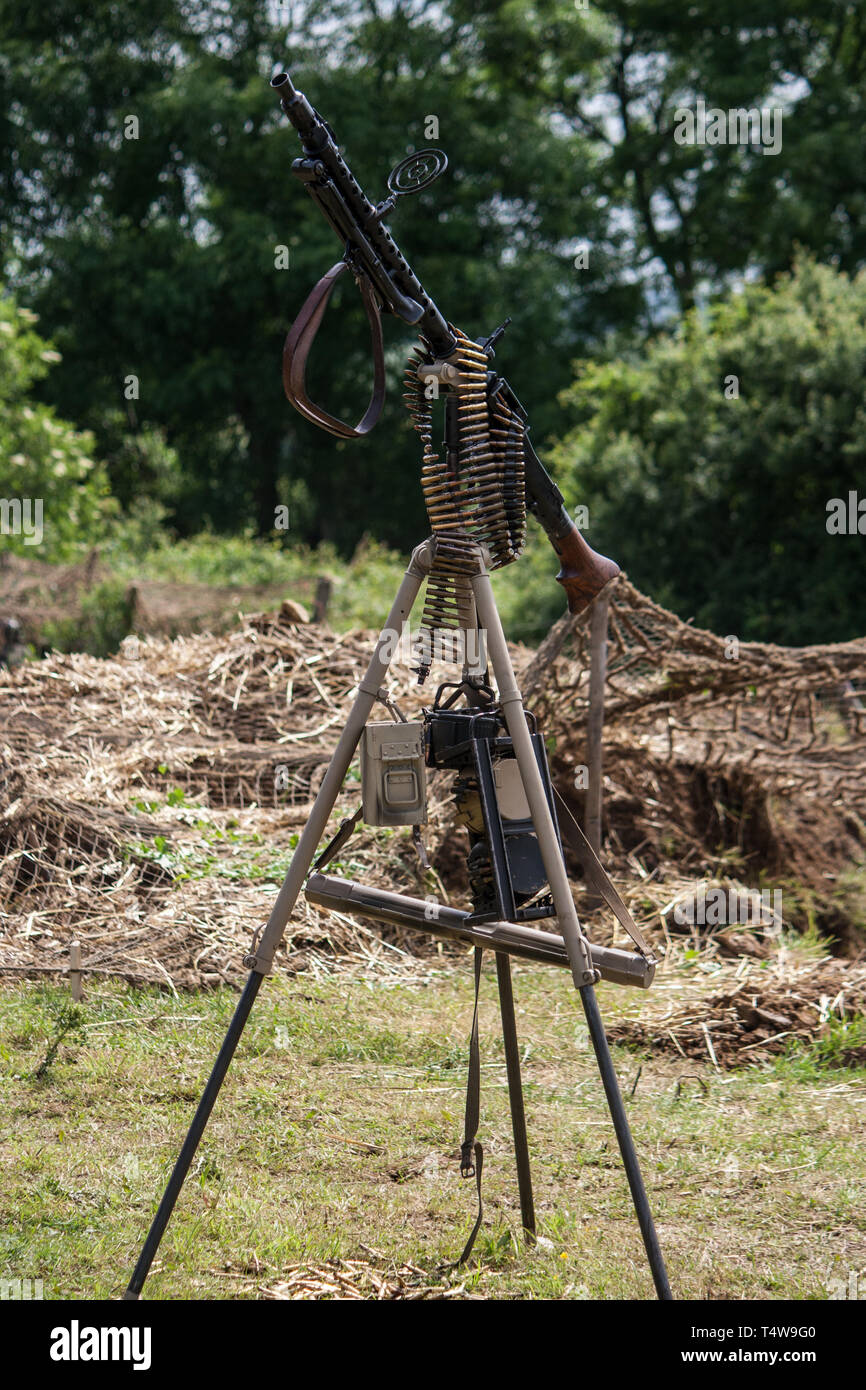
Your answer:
[314,576,333,624]
[585,590,609,858]
[69,940,83,1002]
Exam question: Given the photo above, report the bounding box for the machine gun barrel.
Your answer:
[271,72,455,356]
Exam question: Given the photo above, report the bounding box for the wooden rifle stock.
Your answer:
[553,520,620,614]
[522,439,619,613]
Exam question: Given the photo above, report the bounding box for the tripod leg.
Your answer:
[251,542,432,976]
[471,563,672,1299]
[581,984,672,1300]
[124,544,432,1298]
[495,952,536,1241]
[125,971,262,1298]
[470,567,595,987]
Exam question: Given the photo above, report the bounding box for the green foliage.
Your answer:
[88,412,183,515]
[40,579,134,658]
[491,528,569,644]
[552,259,866,643]
[2,4,865,645]
[125,528,574,645]
[129,531,412,630]
[0,0,629,549]
[0,291,118,559]
[776,1016,866,1080]
[833,863,866,934]
[134,531,307,588]
[32,1001,85,1082]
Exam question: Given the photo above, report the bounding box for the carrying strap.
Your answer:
[455,946,485,1266]
[553,788,656,962]
[283,259,386,439]
[312,806,363,873]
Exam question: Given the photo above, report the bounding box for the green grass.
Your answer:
[41,521,572,658]
[1,964,864,1301]
[130,532,411,632]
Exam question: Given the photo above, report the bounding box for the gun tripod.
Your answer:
[124,539,672,1301]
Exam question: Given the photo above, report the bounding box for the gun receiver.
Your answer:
[272,71,619,613]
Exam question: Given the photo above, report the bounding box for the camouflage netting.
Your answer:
[524,576,866,953]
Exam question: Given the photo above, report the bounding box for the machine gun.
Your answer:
[122,74,672,1304]
[270,70,619,623]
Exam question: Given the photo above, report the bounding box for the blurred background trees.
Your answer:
[1,0,864,642]
[551,258,866,644]
[0,290,119,559]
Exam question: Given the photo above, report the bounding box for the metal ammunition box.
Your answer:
[360,722,427,826]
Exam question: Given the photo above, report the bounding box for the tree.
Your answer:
[0,289,118,559]
[5,2,865,562]
[0,0,620,548]
[460,1,866,313]
[551,258,866,644]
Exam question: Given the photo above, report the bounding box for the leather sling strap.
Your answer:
[553,787,656,962]
[283,258,386,439]
[312,806,363,873]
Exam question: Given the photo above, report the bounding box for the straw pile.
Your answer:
[0,610,455,990]
[607,951,866,1069]
[525,576,866,952]
[255,1256,468,1300]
